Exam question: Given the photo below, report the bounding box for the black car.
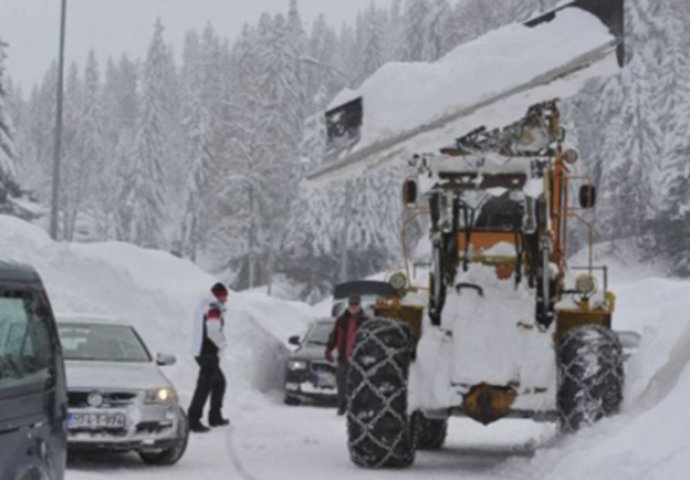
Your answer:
[0,262,67,480]
[284,319,337,405]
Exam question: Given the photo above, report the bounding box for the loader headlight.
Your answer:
[563,149,579,164]
[288,360,308,371]
[145,387,175,405]
[575,273,597,295]
[389,272,408,291]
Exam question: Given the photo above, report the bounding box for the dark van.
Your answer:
[0,263,67,480]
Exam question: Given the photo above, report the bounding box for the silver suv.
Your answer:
[57,316,189,465]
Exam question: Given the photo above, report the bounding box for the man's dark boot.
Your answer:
[209,415,230,427]
[189,419,211,433]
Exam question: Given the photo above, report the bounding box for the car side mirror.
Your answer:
[579,185,596,209]
[402,178,418,206]
[156,352,177,366]
[288,335,301,346]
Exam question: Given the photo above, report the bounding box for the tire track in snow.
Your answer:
[225,426,259,480]
[630,319,690,414]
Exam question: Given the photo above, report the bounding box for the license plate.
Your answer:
[315,372,336,388]
[68,412,126,430]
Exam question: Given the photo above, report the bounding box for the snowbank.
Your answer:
[0,216,318,404]
[521,270,690,480]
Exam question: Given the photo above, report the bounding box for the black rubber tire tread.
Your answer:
[557,325,624,432]
[412,411,448,451]
[139,408,190,466]
[284,395,301,406]
[347,318,415,469]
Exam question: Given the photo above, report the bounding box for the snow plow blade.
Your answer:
[310,0,625,184]
[526,0,624,67]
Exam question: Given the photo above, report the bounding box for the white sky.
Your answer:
[1,0,392,91]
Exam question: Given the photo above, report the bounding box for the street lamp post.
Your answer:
[50,0,67,240]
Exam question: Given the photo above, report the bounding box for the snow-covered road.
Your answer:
[67,398,554,480]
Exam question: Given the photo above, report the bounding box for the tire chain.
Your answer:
[347,319,414,468]
[557,325,624,432]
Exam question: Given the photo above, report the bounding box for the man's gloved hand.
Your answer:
[325,349,334,363]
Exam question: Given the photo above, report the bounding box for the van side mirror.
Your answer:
[579,185,596,209]
[403,179,418,206]
[288,335,301,346]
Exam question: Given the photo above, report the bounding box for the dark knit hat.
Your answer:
[348,293,361,305]
[211,282,228,298]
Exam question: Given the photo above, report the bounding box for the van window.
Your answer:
[0,294,52,388]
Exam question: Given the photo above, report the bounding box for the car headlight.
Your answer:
[287,360,308,371]
[145,387,176,405]
[575,273,598,296]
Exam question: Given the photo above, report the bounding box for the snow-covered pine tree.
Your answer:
[80,50,110,240]
[306,14,341,104]
[403,0,430,62]
[178,81,212,261]
[299,87,328,173]
[0,38,20,208]
[281,184,339,300]
[210,23,272,289]
[336,24,359,87]
[254,11,307,290]
[422,0,452,61]
[132,19,169,249]
[358,3,386,81]
[384,0,406,62]
[101,54,141,241]
[443,1,467,55]
[285,1,307,152]
[654,0,690,274]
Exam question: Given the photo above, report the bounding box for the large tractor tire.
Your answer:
[557,325,624,432]
[347,319,415,469]
[412,411,448,451]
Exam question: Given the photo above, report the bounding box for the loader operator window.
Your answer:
[474,194,523,231]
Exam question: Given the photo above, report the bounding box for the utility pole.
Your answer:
[50,0,67,240]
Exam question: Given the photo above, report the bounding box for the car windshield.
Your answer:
[304,323,333,346]
[331,295,378,318]
[58,323,151,363]
[458,190,527,232]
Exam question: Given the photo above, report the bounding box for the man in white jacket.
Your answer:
[188,282,229,433]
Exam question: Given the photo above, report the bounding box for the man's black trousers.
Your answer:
[188,355,226,422]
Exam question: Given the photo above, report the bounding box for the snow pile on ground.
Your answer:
[330,8,613,151]
[519,267,690,480]
[0,215,318,404]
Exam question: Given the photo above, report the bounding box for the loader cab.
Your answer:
[431,172,539,257]
[0,263,67,480]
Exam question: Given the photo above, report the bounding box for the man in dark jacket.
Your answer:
[325,293,369,415]
[188,282,230,433]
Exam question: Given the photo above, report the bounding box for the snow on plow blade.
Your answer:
[309,0,625,184]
